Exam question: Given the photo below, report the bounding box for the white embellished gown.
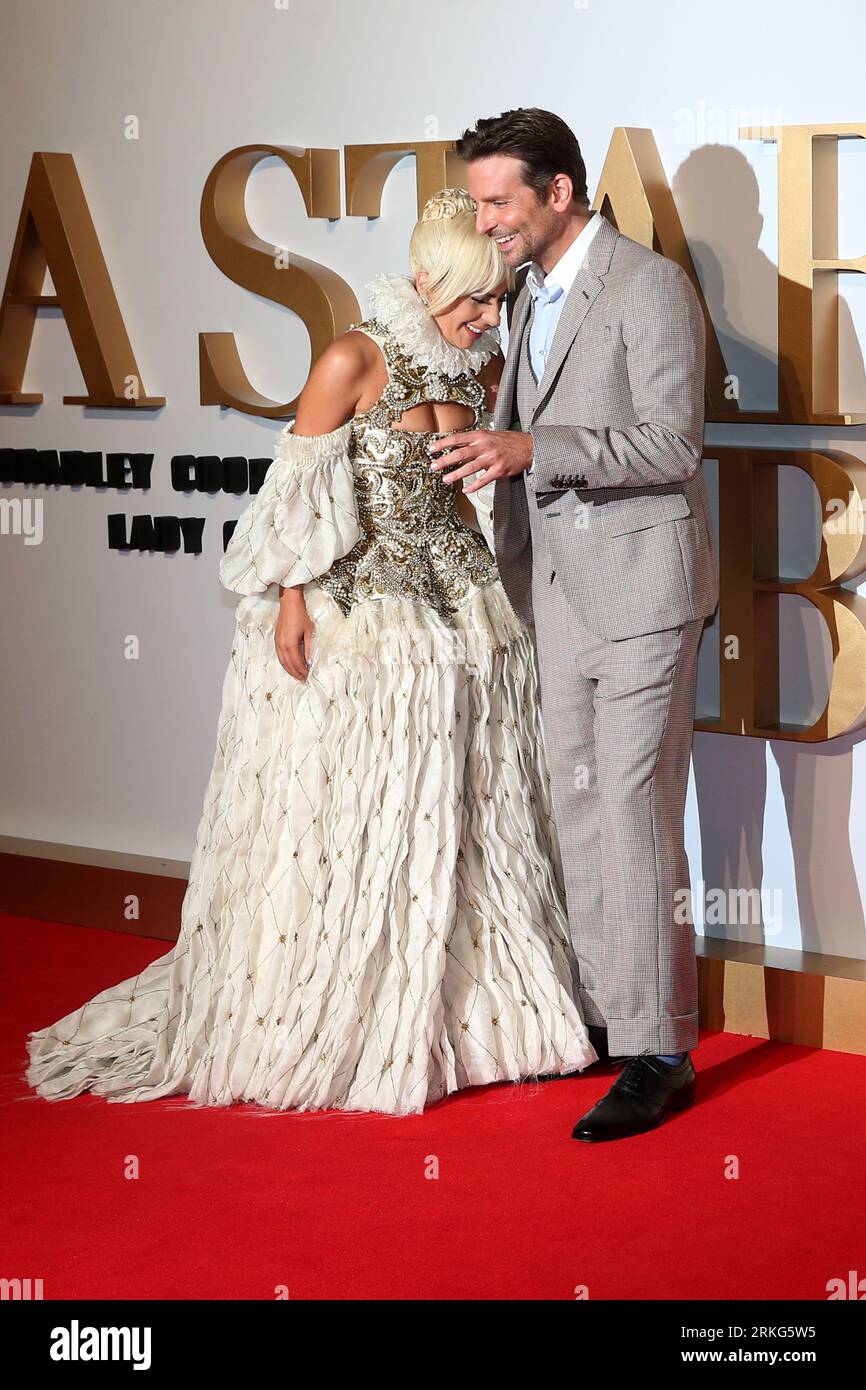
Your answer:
[25,273,597,1115]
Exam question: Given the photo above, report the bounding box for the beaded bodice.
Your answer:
[314,313,500,622]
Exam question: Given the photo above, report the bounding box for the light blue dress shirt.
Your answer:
[527,273,566,386]
[523,212,603,474]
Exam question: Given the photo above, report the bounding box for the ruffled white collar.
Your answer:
[364,272,501,375]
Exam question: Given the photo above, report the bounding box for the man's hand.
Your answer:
[427,429,533,493]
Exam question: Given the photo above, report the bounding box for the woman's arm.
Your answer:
[453,351,504,537]
[276,332,372,680]
[291,331,373,435]
[451,352,503,551]
[477,351,504,416]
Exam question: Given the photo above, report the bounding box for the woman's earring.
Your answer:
[419,294,430,306]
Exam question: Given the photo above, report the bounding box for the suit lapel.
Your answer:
[531,215,619,420]
[493,274,532,431]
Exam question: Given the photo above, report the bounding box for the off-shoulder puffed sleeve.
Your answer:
[459,406,496,554]
[219,420,361,595]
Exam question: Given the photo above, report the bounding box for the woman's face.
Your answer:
[417,277,509,350]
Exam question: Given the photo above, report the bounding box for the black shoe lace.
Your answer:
[617,1053,663,1097]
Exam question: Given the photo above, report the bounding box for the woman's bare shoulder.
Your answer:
[292,330,380,435]
[323,328,381,375]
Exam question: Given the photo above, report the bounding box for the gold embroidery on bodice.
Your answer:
[314,317,499,622]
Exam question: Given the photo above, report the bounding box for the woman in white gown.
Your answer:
[25,189,597,1116]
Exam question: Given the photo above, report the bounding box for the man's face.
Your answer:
[465,153,559,268]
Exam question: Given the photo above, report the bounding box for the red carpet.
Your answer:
[2,912,864,1300]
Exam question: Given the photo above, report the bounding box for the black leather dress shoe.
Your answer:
[571,1053,696,1141]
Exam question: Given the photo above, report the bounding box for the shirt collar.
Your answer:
[526,211,603,303]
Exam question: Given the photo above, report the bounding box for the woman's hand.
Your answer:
[275,586,315,681]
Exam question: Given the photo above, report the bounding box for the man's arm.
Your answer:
[528,257,705,492]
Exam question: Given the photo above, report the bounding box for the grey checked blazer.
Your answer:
[492,214,719,640]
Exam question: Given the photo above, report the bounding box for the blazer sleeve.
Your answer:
[219,420,361,595]
[528,257,706,491]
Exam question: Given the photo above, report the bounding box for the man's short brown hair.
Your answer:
[455,108,589,207]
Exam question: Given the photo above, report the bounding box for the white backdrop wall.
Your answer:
[2,0,866,958]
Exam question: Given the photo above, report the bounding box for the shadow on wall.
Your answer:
[674,145,866,960]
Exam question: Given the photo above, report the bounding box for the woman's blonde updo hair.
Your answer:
[408,187,515,316]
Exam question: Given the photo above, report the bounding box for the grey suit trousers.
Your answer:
[527,504,703,1054]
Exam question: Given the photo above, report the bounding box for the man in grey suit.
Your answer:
[430,109,719,1142]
